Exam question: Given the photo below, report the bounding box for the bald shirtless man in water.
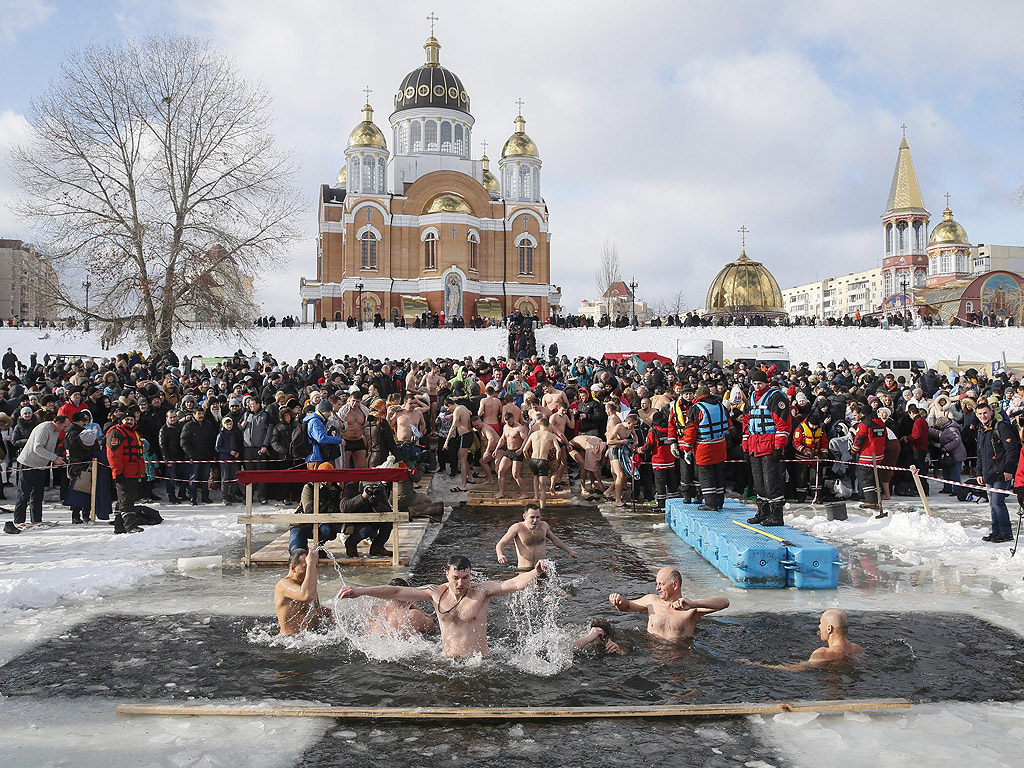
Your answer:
[337,555,544,659]
[609,567,729,642]
[753,609,865,671]
[274,548,333,634]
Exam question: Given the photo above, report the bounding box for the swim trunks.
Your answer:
[608,445,620,462]
[528,458,551,477]
[460,431,474,450]
[507,450,524,463]
[344,438,366,452]
[429,394,438,404]
[487,423,500,435]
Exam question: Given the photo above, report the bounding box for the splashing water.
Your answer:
[500,561,575,677]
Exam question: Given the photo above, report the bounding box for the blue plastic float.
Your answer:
[664,498,843,589]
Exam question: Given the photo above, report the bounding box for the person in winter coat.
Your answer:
[159,410,188,502]
[302,400,343,467]
[270,407,300,504]
[849,401,887,514]
[643,409,677,510]
[105,410,144,533]
[675,386,730,510]
[975,399,1019,543]
[742,370,792,526]
[791,411,828,503]
[240,398,274,504]
[930,410,967,494]
[364,399,400,468]
[215,416,243,505]
[179,407,216,504]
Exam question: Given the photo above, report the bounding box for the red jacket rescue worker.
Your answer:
[741,370,792,526]
[106,407,145,534]
[791,412,828,503]
[644,409,678,510]
[677,386,730,511]
[849,401,887,515]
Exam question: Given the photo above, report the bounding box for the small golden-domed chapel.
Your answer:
[300,20,559,324]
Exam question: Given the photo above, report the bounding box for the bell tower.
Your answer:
[881,126,930,299]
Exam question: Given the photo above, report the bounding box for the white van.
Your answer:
[725,345,790,371]
[863,357,927,375]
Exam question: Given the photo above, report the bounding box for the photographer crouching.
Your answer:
[342,480,394,558]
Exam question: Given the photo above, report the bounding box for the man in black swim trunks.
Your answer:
[495,412,529,500]
[443,401,474,491]
[524,416,559,508]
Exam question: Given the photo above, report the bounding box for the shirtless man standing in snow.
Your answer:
[496,504,577,569]
[471,415,500,483]
[338,555,544,659]
[422,364,444,432]
[495,412,530,500]
[393,394,428,444]
[609,567,729,642]
[443,401,474,491]
[275,548,333,635]
[478,384,503,436]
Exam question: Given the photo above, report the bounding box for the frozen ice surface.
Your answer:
[0,696,330,768]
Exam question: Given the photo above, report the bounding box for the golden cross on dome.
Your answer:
[427,11,438,35]
[945,192,951,207]
[738,225,749,248]
[481,140,488,156]
[901,123,907,139]
[362,85,372,105]
[515,98,524,116]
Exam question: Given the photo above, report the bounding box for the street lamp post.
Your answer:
[355,282,364,332]
[629,277,638,330]
[900,274,910,333]
[82,275,92,332]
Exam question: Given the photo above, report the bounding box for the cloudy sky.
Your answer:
[2,0,1024,317]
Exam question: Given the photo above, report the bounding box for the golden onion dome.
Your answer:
[424,193,472,215]
[347,103,387,150]
[704,249,786,317]
[928,206,969,247]
[501,115,539,159]
[481,154,499,195]
[393,36,471,116]
[336,165,347,187]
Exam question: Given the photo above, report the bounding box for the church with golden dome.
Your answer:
[703,229,787,320]
[299,26,559,324]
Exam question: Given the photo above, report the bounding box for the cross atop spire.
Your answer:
[427,11,438,36]
[362,85,373,105]
[481,140,488,156]
[738,225,749,249]
[515,98,524,116]
[945,191,951,208]
[901,123,907,139]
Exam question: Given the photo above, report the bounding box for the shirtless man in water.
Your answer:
[523,417,560,508]
[609,567,729,642]
[338,390,368,468]
[495,412,530,500]
[337,555,544,659]
[366,577,435,638]
[495,504,577,569]
[274,548,333,635]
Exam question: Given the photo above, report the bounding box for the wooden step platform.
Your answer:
[466,494,581,507]
[249,518,429,567]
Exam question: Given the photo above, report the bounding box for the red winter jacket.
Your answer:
[644,424,676,471]
[907,415,929,451]
[741,387,792,457]
[851,418,887,464]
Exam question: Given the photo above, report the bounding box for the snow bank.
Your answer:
[5,324,1024,368]
[787,509,1024,592]
[0,509,256,614]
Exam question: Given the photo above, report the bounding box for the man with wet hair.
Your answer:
[573,618,627,655]
[366,577,435,638]
[337,554,544,658]
[495,504,577,569]
[274,547,332,635]
[609,566,729,642]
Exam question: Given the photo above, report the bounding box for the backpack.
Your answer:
[291,420,313,459]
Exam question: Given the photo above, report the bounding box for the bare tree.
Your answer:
[10,35,300,354]
[651,289,687,320]
[594,240,621,317]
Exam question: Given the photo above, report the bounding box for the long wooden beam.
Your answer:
[237,513,409,525]
[117,698,910,720]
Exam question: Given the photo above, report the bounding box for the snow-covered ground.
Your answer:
[5,323,1024,368]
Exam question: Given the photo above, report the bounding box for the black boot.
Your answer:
[746,499,767,525]
[71,509,83,524]
[762,501,785,527]
[113,513,127,534]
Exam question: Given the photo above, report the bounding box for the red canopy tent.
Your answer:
[601,352,672,364]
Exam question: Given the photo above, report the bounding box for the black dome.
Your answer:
[393,65,470,116]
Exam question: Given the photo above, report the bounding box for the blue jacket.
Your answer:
[303,412,342,464]
[215,427,243,460]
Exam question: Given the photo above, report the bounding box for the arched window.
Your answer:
[440,121,452,153]
[468,231,480,272]
[885,223,892,253]
[399,123,408,154]
[504,167,517,200]
[410,121,422,152]
[533,170,540,201]
[361,231,377,270]
[518,166,531,201]
[897,221,908,251]
[956,251,968,273]
[377,157,385,192]
[516,234,536,276]
[362,157,373,191]
[940,251,952,274]
[425,120,437,151]
[883,271,893,297]
[463,127,471,158]
[423,232,437,270]
[913,221,923,250]
[454,124,463,157]
[914,269,925,288]
[928,255,936,275]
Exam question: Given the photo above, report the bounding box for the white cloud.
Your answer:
[0,0,54,41]
[0,110,32,240]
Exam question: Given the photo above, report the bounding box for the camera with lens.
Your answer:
[362,481,391,513]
